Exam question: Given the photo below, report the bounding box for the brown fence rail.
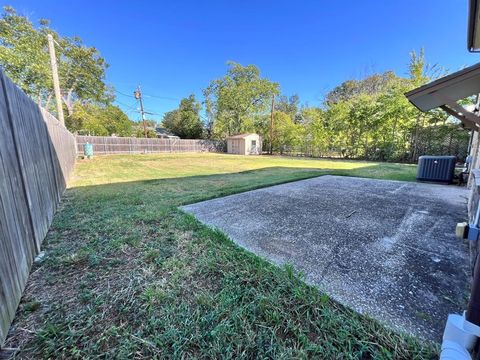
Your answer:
[75,136,226,155]
[0,70,76,346]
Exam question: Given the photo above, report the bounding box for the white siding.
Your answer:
[227,134,262,155]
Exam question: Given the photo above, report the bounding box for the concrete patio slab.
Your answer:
[181,175,471,342]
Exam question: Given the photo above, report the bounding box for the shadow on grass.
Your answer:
[4,164,436,359]
[71,163,417,205]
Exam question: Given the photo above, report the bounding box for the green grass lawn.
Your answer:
[6,153,436,359]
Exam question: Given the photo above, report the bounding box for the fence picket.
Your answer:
[75,135,226,155]
[0,70,76,346]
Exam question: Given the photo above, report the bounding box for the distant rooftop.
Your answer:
[155,127,179,138]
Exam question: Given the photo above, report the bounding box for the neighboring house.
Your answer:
[156,127,180,139]
[227,133,262,155]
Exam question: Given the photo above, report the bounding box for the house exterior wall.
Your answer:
[469,131,480,187]
[468,131,480,271]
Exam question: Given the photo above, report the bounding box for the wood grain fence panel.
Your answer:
[0,69,76,346]
[4,75,56,251]
[0,80,33,345]
[43,110,75,184]
[75,135,226,155]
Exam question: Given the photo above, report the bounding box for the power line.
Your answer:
[143,110,161,116]
[124,109,138,115]
[114,89,135,98]
[113,99,138,111]
[115,89,179,102]
[142,93,180,101]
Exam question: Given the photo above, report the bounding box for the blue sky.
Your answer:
[7,0,478,122]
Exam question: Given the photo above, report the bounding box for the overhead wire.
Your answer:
[115,89,179,102]
[114,89,136,98]
[113,98,138,111]
[142,93,180,101]
[46,36,162,121]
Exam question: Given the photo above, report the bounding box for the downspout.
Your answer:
[440,312,480,359]
[440,249,480,359]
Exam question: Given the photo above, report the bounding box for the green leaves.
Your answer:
[66,103,133,136]
[204,61,279,137]
[0,6,51,101]
[162,94,204,139]
[0,6,110,113]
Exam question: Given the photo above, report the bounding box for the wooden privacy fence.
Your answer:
[0,69,76,346]
[75,135,226,155]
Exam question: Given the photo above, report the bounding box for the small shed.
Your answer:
[227,133,262,155]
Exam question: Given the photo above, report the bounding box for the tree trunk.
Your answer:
[412,114,421,162]
[45,94,53,110]
[62,88,75,116]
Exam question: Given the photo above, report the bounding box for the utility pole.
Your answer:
[47,34,64,126]
[269,95,275,155]
[134,85,147,137]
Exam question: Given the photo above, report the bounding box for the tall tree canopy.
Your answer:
[204,61,279,137]
[0,6,112,115]
[325,71,398,105]
[275,94,301,122]
[162,95,204,139]
[67,104,133,136]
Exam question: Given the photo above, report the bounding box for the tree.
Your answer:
[162,110,179,132]
[66,103,133,136]
[0,6,111,114]
[57,35,112,116]
[301,107,332,156]
[408,48,429,88]
[275,94,300,122]
[325,71,397,105]
[162,95,204,139]
[102,105,134,136]
[270,111,301,153]
[203,61,279,137]
[0,6,51,104]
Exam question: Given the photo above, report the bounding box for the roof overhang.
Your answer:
[469,0,480,52]
[405,62,480,129]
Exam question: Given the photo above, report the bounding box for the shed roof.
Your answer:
[227,133,258,139]
[405,62,480,129]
